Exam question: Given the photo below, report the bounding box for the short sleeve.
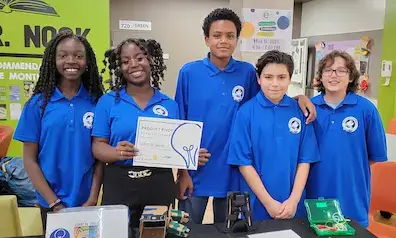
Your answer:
[245,65,260,102]
[92,95,112,139]
[175,68,188,120]
[227,110,253,166]
[298,119,320,164]
[13,96,42,143]
[366,108,387,162]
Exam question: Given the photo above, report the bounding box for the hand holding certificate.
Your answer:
[134,117,203,170]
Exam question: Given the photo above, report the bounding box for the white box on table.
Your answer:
[46,205,129,238]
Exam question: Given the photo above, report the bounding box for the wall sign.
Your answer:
[119,20,152,31]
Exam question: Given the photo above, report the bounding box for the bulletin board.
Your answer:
[314,38,372,95]
[0,0,110,156]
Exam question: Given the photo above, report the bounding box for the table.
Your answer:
[188,219,377,238]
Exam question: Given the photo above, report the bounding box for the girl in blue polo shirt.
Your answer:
[92,38,180,236]
[227,50,320,221]
[13,31,104,229]
[306,50,387,228]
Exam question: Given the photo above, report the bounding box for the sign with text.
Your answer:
[240,8,293,53]
[0,0,110,156]
[119,20,152,31]
[134,117,203,170]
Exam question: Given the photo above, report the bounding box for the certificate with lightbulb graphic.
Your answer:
[134,117,203,170]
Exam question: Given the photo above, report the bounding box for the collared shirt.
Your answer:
[228,91,320,220]
[175,53,260,197]
[306,92,387,228]
[92,87,179,167]
[14,85,95,208]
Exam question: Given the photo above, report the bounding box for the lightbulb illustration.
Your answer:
[170,123,202,169]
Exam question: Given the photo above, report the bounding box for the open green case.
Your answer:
[304,198,356,236]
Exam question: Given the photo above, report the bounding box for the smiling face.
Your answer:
[258,63,291,104]
[55,38,87,81]
[321,56,351,94]
[205,20,237,60]
[120,43,150,87]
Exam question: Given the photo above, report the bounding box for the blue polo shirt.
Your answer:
[92,87,179,166]
[227,92,320,220]
[306,92,387,228]
[175,54,260,197]
[13,86,96,208]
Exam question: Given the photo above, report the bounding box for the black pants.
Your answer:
[102,164,176,230]
[40,206,51,232]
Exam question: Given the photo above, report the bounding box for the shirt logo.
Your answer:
[232,85,245,102]
[50,228,70,238]
[288,117,301,134]
[82,112,94,129]
[342,116,358,133]
[153,105,168,116]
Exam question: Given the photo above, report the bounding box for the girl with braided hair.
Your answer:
[13,30,104,229]
[92,38,179,237]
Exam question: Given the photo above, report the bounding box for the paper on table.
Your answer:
[247,229,301,238]
[134,117,203,170]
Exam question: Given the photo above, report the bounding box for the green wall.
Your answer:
[0,0,110,157]
[378,0,396,129]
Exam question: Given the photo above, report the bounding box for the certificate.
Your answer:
[134,117,203,170]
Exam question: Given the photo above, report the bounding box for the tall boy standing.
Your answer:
[175,8,316,224]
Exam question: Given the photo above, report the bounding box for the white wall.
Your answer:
[301,0,386,37]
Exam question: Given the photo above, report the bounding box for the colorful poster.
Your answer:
[0,0,110,156]
[240,8,293,53]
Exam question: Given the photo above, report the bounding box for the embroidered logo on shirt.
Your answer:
[82,112,94,129]
[342,116,358,133]
[128,169,152,179]
[288,117,301,134]
[153,105,168,116]
[232,85,245,102]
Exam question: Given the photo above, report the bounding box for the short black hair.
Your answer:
[31,30,103,116]
[101,38,166,99]
[202,8,242,37]
[256,50,294,78]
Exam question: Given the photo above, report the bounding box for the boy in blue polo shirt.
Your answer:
[306,50,387,228]
[175,8,317,224]
[227,50,320,220]
[13,31,104,230]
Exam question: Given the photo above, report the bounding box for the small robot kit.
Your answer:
[304,198,355,236]
[139,205,190,238]
[223,191,254,233]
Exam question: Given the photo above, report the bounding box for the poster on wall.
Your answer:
[314,38,371,96]
[0,0,110,157]
[240,8,293,53]
[288,38,308,97]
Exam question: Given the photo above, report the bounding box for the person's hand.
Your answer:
[275,198,298,219]
[82,197,97,207]
[297,95,316,124]
[264,199,283,218]
[116,141,138,160]
[176,171,193,200]
[52,203,66,212]
[198,148,211,166]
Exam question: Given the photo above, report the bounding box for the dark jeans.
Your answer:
[178,196,227,224]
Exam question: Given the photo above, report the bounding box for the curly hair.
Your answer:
[256,50,294,78]
[101,38,166,98]
[31,30,103,115]
[316,50,360,93]
[202,8,242,37]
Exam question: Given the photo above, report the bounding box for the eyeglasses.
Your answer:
[322,68,349,77]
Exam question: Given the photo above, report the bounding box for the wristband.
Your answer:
[49,199,61,209]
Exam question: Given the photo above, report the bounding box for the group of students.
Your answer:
[12,7,387,237]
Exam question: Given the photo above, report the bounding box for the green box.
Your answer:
[304,198,355,236]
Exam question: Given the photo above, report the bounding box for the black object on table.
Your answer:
[188,218,377,238]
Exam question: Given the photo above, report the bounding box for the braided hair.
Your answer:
[101,38,166,98]
[31,30,104,115]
